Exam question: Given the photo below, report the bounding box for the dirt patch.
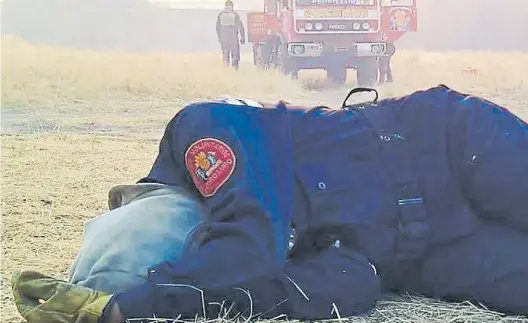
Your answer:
[0,101,176,138]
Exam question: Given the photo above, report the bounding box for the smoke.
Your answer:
[1,0,527,52]
[399,0,528,51]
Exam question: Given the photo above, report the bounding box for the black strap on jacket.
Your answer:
[341,87,379,109]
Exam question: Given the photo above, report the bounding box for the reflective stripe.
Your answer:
[237,98,264,108]
[214,96,264,109]
[219,12,237,26]
[368,262,378,275]
[398,198,424,206]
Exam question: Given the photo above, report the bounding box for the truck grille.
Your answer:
[296,20,378,33]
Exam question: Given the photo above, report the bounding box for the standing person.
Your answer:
[216,0,246,69]
[379,43,396,84]
[262,30,281,69]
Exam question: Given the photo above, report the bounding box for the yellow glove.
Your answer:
[11,270,113,323]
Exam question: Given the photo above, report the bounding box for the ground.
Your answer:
[1,36,528,323]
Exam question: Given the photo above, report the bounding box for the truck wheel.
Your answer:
[291,70,299,80]
[356,57,378,87]
[327,67,347,85]
[280,54,298,79]
[281,67,298,79]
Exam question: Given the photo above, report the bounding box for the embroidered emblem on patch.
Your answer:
[185,138,236,197]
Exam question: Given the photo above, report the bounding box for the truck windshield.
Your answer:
[295,0,375,5]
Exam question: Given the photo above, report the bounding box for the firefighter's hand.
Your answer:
[11,270,114,323]
[240,38,246,45]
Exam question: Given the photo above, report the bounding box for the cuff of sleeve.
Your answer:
[112,282,158,320]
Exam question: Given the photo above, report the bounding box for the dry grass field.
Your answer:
[2,35,528,323]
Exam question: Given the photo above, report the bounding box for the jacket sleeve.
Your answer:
[216,13,222,40]
[110,242,381,320]
[119,101,381,320]
[235,12,246,41]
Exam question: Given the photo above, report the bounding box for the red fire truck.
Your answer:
[247,0,417,86]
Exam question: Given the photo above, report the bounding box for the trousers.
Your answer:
[414,221,528,316]
[220,38,240,68]
[68,183,208,294]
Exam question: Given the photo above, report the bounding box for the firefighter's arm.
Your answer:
[235,12,246,42]
[216,14,222,41]
[106,101,379,319]
[107,239,380,320]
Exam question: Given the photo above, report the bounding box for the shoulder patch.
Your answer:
[185,138,236,197]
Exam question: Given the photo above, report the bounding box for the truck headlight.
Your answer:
[371,44,385,54]
[362,22,370,30]
[292,44,305,55]
[305,22,313,31]
[353,22,361,30]
[315,22,323,30]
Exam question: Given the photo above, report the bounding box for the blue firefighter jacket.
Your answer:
[106,85,528,321]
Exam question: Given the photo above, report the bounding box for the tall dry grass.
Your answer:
[2,35,528,110]
[1,36,308,107]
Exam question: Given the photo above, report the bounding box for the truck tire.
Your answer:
[356,57,378,87]
[291,69,299,80]
[279,52,298,79]
[327,67,347,85]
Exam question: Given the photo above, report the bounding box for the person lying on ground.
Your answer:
[12,85,528,323]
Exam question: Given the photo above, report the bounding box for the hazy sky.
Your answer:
[153,0,262,10]
[2,0,527,52]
